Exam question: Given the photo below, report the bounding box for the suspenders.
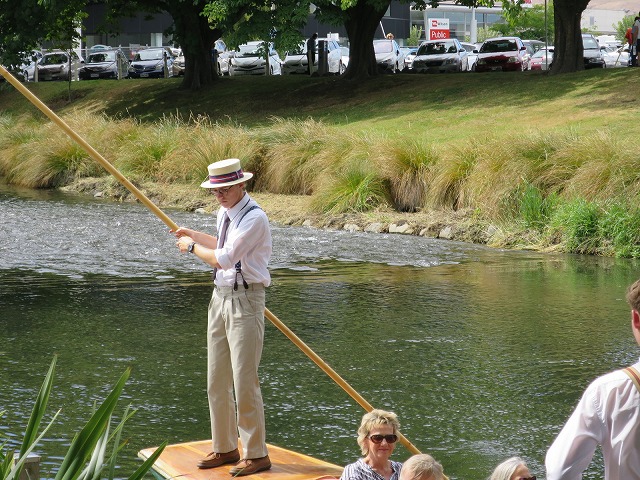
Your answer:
[219,204,262,291]
[623,366,640,392]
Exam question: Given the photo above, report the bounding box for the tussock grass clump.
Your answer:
[257,117,344,195]
[311,160,389,214]
[380,138,438,212]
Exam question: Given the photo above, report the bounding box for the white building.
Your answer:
[410,1,630,43]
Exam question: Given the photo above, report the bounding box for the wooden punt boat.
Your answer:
[138,439,343,480]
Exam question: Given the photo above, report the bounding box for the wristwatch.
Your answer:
[187,242,196,254]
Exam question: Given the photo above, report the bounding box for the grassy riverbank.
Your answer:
[1,71,640,256]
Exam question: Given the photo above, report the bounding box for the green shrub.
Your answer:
[549,198,601,254]
[1,357,165,480]
[599,203,640,258]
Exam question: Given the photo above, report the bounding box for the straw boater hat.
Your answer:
[200,158,253,189]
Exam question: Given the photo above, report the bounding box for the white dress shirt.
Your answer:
[214,193,271,287]
[545,358,640,480]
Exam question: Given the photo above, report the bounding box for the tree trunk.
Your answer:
[342,0,391,80]
[550,0,589,73]
[168,3,219,90]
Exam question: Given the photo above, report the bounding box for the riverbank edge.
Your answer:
[61,176,546,252]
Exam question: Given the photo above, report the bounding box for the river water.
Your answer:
[1,182,639,480]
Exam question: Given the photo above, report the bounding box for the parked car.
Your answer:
[79,49,129,80]
[212,40,231,75]
[172,51,185,76]
[340,46,350,71]
[403,47,418,70]
[373,38,406,73]
[412,38,469,73]
[128,47,175,78]
[529,47,554,70]
[475,36,530,72]
[600,44,628,67]
[229,41,282,76]
[522,39,546,56]
[24,50,84,81]
[282,38,343,75]
[460,42,480,71]
[582,33,605,69]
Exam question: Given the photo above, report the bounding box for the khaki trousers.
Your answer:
[207,284,267,459]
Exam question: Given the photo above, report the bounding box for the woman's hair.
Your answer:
[356,409,400,456]
[489,457,526,480]
[402,454,448,480]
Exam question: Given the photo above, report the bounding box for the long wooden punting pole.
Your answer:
[0,65,421,455]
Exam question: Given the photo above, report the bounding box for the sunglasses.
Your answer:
[367,434,398,444]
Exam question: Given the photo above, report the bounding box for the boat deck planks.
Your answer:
[138,440,343,480]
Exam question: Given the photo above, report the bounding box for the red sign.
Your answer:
[428,18,450,40]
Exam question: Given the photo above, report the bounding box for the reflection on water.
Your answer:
[1,183,639,480]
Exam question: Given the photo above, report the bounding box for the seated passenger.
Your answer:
[489,456,535,480]
[400,453,449,480]
[340,409,403,480]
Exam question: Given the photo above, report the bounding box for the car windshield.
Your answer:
[418,41,457,55]
[41,54,68,65]
[88,51,116,63]
[136,49,165,61]
[481,40,518,53]
[374,41,393,53]
[238,44,262,57]
[583,37,599,49]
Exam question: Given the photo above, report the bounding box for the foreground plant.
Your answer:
[0,356,166,480]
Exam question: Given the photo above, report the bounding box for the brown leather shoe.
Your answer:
[228,456,271,476]
[197,449,240,469]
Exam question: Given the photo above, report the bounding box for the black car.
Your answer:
[79,49,129,80]
[582,34,605,69]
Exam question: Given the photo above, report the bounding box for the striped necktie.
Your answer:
[212,213,230,283]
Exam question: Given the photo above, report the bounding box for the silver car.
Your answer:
[282,38,344,75]
[373,39,406,73]
[229,41,282,76]
[412,38,469,73]
[24,50,83,81]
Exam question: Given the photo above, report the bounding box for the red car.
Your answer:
[529,48,554,71]
[475,37,531,72]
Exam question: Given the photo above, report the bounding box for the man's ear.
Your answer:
[632,309,640,329]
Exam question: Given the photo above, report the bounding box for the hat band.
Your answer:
[209,169,244,185]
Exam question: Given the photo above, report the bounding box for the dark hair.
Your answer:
[626,279,640,312]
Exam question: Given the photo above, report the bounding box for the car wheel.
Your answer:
[22,71,29,82]
[217,62,222,76]
[339,61,345,75]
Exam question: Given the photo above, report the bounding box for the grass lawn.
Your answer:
[0,68,634,144]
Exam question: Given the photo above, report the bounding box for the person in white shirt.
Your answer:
[545,278,640,480]
[174,158,272,476]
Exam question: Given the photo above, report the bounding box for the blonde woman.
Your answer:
[340,409,403,480]
[400,454,448,480]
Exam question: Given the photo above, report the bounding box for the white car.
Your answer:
[412,38,469,73]
[402,47,418,70]
[229,41,282,76]
[282,38,344,75]
[340,46,350,71]
[460,42,480,71]
[373,39,406,73]
[600,44,628,68]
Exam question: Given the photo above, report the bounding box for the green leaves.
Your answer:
[3,358,166,480]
